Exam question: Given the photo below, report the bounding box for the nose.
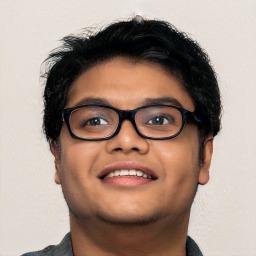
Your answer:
[106,120,149,154]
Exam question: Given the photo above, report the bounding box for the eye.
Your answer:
[146,115,174,125]
[86,117,108,126]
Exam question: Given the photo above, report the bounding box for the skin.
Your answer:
[51,57,213,256]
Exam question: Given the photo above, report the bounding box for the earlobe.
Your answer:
[51,143,61,184]
[198,136,213,185]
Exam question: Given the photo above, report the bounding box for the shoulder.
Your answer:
[186,236,203,256]
[21,233,73,256]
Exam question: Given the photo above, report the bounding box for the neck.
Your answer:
[70,212,190,256]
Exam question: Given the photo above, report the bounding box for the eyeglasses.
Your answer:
[62,104,201,141]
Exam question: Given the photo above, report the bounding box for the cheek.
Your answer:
[60,140,105,181]
[154,136,199,173]
[57,139,107,215]
[58,128,105,190]
[151,133,200,202]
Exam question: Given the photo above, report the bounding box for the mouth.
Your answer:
[98,162,158,187]
[104,169,153,179]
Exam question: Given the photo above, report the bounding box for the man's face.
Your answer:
[52,57,212,225]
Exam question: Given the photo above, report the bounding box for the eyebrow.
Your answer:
[73,96,183,108]
[143,97,183,108]
[74,97,111,107]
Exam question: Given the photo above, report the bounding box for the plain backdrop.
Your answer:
[0,1,256,255]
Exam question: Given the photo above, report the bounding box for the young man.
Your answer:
[22,16,221,256]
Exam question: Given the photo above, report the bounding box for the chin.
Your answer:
[95,210,164,226]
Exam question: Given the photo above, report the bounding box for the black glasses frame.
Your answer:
[63,104,201,141]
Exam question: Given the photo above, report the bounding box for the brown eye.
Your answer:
[146,115,175,125]
[86,117,108,126]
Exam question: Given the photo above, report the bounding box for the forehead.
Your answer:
[67,57,194,111]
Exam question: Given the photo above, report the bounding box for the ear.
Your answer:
[50,142,61,184]
[198,136,213,185]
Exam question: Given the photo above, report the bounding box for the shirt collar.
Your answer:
[186,236,203,256]
[37,233,203,256]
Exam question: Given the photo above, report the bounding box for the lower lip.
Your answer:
[101,176,153,187]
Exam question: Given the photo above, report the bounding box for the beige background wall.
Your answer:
[0,1,256,255]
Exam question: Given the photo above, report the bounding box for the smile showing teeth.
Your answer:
[104,169,152,179]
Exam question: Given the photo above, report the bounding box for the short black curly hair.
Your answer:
[43,18,221,148]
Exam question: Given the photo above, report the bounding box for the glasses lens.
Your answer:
[135,106,183,138]
[69,106,119,139]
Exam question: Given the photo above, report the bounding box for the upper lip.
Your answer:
[98,162,158,180]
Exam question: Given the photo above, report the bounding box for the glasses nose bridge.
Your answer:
[118,109,137,129]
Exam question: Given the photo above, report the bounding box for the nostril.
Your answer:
[113,147,139,152]
[113,148,122,152]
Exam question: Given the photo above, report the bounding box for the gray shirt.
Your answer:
[21,233,203,256]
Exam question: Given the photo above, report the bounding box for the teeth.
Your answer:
[104,169,151,179]
[120,170,129,176]
[129,170,136,176]
[108,172,114,178]
[136,170,143,177]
